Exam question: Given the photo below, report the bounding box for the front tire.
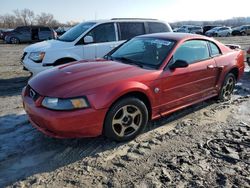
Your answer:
[241,31,247,36]
[218,73,236,101]
[104,97,148,142]
[10,37,20,44]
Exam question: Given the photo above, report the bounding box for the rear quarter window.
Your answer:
[209,42,221,57]
[118,22,145,40]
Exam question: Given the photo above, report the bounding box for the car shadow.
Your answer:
[0,76,30,97]
[0,98,216,187]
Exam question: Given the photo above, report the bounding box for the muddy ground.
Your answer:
[0,37,250,188]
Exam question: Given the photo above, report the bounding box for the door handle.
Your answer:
[207,65,214,69]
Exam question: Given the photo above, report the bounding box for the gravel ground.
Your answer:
[0,37,250,187]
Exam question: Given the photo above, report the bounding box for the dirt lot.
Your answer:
[0,37,250,187]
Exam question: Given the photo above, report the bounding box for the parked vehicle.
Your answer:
[205,26,232,37]
[172,28,179,32]
[247,47,250,67]
[0,28,13,40]
[4,26,57,44]
[22,33,245,141]
[21,19,172,75]
[203,25,220,35]
[55,27,71,36]
[232,25,250,36]
[175,25,203,34]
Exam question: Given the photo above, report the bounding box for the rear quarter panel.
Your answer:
[215,49,244,89]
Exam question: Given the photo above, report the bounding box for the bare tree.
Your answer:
[13,9,34,26]
[0,14,16,28]
[66,20,79,27]
[36,13,54,25]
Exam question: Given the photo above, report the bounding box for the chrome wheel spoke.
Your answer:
[130,110,141,118]
[118,126,126,137]
[113,118,122,125]
[129,123,139,131]
[112,104,143,137]
[121,106,128,118]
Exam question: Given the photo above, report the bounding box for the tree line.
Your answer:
[1,8,250,29]
[0,8,79,29]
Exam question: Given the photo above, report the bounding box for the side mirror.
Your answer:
[169,60,189,70]
[84,36,94,44]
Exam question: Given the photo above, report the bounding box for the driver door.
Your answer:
[159,40,217,115]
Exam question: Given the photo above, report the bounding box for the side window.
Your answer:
[87,23,116,43]
[40,27,51,32]
[173,40,210,64]
[209,42,221,57]
[18,27,30,32]
[148,22,168,33]
[118,22,145,40]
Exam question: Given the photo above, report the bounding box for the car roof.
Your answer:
[136,32,210,42]
[85,18,166,24]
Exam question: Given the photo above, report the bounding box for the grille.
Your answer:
[27,85,40,101]
[21,52,27,61]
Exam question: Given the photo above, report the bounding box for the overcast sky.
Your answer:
[1,0,250,23]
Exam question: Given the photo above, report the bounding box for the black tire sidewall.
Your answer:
[218,73,236,101]
[104,97,148,142]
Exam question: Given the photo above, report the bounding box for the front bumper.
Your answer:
[22,87,107,138]
[22,58,52,75]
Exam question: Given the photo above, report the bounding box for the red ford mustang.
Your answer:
[22,33,245,141]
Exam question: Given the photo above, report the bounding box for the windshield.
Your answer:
[109,37,176,69]
[58,22,96,42]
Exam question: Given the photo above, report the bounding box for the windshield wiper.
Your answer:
[113,57,144,68]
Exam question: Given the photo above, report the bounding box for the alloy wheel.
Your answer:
[112,105,142,137]
[221,76,235,100]
[11,38,19,44]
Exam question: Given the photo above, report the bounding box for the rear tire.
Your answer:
[104,97,148,142]
[218,73,236,101]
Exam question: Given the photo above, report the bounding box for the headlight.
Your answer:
[42,97,89,110]
[29,52,45,63]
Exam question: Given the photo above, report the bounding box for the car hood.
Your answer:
[24,39,71,52]
[29,60,159,98]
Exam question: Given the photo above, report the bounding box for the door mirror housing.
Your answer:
[169,60,189,70]
[84,36,94,44]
